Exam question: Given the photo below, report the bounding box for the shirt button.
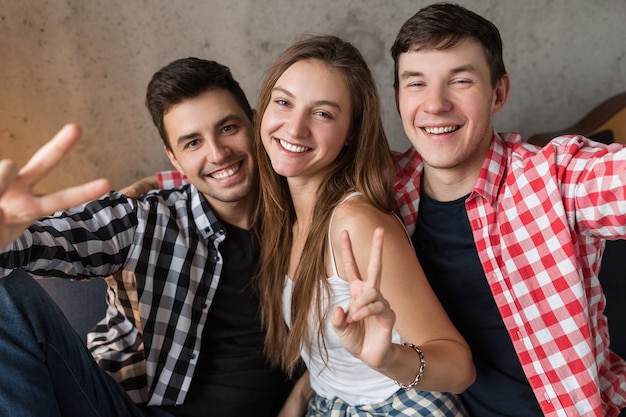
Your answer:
[189,353,196,360]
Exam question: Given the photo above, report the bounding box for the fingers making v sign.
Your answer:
[331,227,396,369]
[0,124,111,248]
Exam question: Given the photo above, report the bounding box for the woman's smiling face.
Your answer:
[260,59,352,185]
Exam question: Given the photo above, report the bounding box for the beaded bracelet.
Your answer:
[393,343,426,389]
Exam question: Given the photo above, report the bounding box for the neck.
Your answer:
[421,166,477,202]
[288,177,321,229]
[211,197,255,230]
[422,133,492,202]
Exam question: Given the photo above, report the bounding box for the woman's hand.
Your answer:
[0,123,110,248]
[331,227,396,369]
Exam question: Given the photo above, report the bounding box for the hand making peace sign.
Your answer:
[331,227,397,370]
[0,123,111,248]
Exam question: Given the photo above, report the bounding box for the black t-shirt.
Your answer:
[164,222,293,417]
[412,192,542,417]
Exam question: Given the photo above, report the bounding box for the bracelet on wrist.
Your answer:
[393,342,426,389]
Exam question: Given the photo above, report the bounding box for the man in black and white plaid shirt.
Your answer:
[0,58,302,417]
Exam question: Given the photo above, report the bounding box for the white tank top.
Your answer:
[282,192,405,405]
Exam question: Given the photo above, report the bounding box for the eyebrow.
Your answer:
[399,64,478,80]
[272,86,343,112]
[174,113,243,146]
[175,132,200,147]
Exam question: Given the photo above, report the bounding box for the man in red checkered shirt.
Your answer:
[390,3,626,417]
[132,4,626,416]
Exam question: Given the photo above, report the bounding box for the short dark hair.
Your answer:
[390,2,506,88]
[146,57,253,149]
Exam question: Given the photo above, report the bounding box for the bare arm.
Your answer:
[119,174,158,198]
[119,170,189,198]
[331,200,475,394]
[276,370,314,417]
[0,123,110,248]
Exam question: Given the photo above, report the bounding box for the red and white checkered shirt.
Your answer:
[156,132,626,416]
[394,132,626,417]
[156,170,187,189]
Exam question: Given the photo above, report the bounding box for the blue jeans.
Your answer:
[0,270,174,417]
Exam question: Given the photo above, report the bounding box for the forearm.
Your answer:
[1,197,135,279]
[119,175,158,198]
[377,339,474,394]
[277,370,314,417]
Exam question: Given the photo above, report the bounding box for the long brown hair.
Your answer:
[254,35,396,375]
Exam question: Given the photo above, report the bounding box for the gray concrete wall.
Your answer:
[1,0,625,192]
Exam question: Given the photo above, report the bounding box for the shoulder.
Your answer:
[332,193,395,224]
[328,194,417,283]
[497,132,625,174]
[136,184,192,205]
[503,132,621,161]
[544,134,625,158]
[106,185,196,222]
[498,133,626,208]
[330,194,406,249]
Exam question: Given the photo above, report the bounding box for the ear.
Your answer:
[491,74,511,117]
[164,146,184,175]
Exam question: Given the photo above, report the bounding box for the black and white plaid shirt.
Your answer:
[0,185,230,406]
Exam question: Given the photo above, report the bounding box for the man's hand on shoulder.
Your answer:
[119,175,159,199]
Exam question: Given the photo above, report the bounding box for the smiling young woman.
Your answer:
[254,34,475,417]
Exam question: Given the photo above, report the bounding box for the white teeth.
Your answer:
[279,139,309,153]
[211,163,240,180]
[424,126,458,134]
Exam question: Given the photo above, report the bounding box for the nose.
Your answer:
[422,85,452,114]
[285,109,309,139]
[206,138,232,163]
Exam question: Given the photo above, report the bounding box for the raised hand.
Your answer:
[331,227,396,370]
[0,123,111,248]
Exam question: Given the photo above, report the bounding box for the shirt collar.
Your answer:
[188,185,224,240]
[470,132,507,207]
